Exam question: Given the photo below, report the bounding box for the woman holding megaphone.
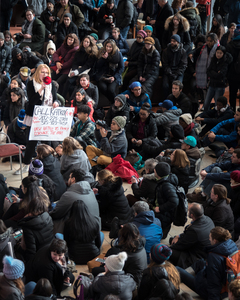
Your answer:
[14,64,61,175]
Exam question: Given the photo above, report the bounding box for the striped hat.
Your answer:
[150,244,172,264]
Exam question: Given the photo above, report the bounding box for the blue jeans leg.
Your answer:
[25,281,36,296]
[176,267,197,292]
[201,166,222,196]
[204,86,216,111]
[100,231,104,247]
[120,26,130,39]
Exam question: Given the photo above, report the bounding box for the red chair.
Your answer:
[0,132,23,181]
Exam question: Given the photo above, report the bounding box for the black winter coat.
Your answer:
[132,173,158,201]
[207,52,233,87]
[105,34,129,55]
[203,198,234,235]
[116,0,134,29]
[226,39,240,82]
[7,118,28,146]
[155,174,179,228]
[72,47,98,75]
[137,46,160,81]
[40,8,55,36]
[18,212,54,262]
[56,22,79,49]
[0,174,9,219]
[155,2,174,43]
[98,3,117,28]
[97,177,132,229]
[41,154,67,201]
[168,92,192,114]
[171,164,190,193]
[126,113,158,143]
[70,82,99,108]
[179,7,202,42]
[105,102,130,126]
[126,40,145,71]
[0,43,11,73]
[230,185,240,222]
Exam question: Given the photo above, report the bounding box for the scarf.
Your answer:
[184,122,195,135]
[22,18,35,43]
[83,83,90,90]
[33,79,53,106]
[109,128,124,143]
[196,42,219,89]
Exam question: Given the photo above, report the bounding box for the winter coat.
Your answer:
[89,271,136,300]
[126,40,145,71]
[18,212,54,262]
[122,89,152,113]
[26,80,58,116]
[0,43,11,74]
[1,0,18,11]
[7,118,28,146]
[3,97,26,126]
[220,31,234,48]
[131,172,158,200]
[10,49,43,78]
[95,49,124,85]
[19,18,46,53]
[170,215,215,268]
[168,92,192,115]
[230,185,240,222]
[70,82,99,108]
[0,228,16,271]
[53,44,79,74]
[53,2,85,28]
[162,43,187,77]
[171,164,190,193]
[133,210,162,261]
[198,105,234,127]
[97,177,132,228]
[203,198,234,235]
[155,2,174,43]
[40,8,55,37]
[100,130,128,159]
[155,174,179,228]
[204,160,240,183]
[126,113,158,143]
[226,39,240,82]
[97,3,117,29]
[105,102,130,126]
[137,46,160,81]
[162,15,191,53]
[105,34,129,56]
[116,0,134,29]
[64,217,101,264]
[60,149,94,182]
[180,7,202,42]
[0,273,24,300]
[0,174,9,219]
[195,239,238,300]
[25,245,66,296]
[207,52,233,87]
[72,46,98,76]
[223,0,240,27]
[56,22,79,49]
[72,0,94,23]
[41,154,67,201]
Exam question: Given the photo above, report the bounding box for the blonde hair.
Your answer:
[33,64,51,84]
[62,137,82,156]
[229,279,240,298]
[98,169,118,185]
[172,149,190,168]
[12,278,25,295]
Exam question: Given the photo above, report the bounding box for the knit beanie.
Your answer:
[143,25,153,32]
[150,244,172,264]
[144,37,155,45]
[137,30,147,39]
[47,0,55,4]
[180,113,192,125]
[64,13,72,20]
[105,252,127,272]
[154,162,170,178]
[230,170,240,183]
[170,124,184,139]
[3,256,25,280]
[90,33,99,41]
[115,94,126,106]
[234,24,240,40]
[0,32,4,40]
[29,159,44,176]
[113,116,126,129]
[129,81,141,89]
[171,34,181,43]
[17,109,27,128]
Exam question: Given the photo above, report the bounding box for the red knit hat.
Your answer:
[230,170,240,183]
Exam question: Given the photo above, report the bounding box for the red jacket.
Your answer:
[52,44,79,74]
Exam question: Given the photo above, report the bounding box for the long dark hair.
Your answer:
[65,200,99,242]
[9,87,25,105]
[118,223,141,253]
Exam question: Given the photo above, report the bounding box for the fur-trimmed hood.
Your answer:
[164,14,190,32]
[143,172,157,181]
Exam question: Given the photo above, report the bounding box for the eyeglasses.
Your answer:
[133,88,141,91]
[136,36,143,39]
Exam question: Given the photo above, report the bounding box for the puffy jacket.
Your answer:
[131,172,158,200]
[180,7,202,42]
[100,130,128,159]
[0,43,11,74]
[204,198,234,235]
[25,295,52,300]
[155,2,174,43]
[198,105,234,127]
[105,34,129,55]
[97,3,117,28]
[18,212,54,262]
[195,239,238,300]
[171,164,190,193]
[7,118,28,146]
[122,89,152,113]
[56,22,79,49]
[3,97,26,126]
[126,113,158,143]
[89,270,136,300]
[0,273,24,300]
[126,40,145,71]
[116,0,134,29]
[137,46,160,80]
[162,15,191,53]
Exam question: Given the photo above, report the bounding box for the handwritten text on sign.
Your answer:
[29,106,74,141]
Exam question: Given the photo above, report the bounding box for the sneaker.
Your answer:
[13,164,29,175]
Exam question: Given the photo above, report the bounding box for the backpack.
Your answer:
[234,51,240,75]
[221,250,240,293]
[73,273,94,300]
[173,186,188,226]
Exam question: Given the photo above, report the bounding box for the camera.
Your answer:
[133,139,138,144]
[96,120,107,129]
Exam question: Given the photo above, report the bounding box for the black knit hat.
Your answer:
[47,0,55,4]
[155,162,170,178]
[170,124,184,139]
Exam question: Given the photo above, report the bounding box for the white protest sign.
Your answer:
[29,106,74,141]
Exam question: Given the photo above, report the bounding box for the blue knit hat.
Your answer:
[17,109,27,128]
[3,256,25,280]
[129,81,141,89]
[144,25,153,32]
[150,244,172,264]
[171,34,181,43]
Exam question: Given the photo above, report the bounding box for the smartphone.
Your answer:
[92,156,99,162]
[5,193,13,203]
[13,229,23,239]
[95,258,105,263]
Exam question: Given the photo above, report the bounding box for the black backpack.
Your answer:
[173,186,188,226]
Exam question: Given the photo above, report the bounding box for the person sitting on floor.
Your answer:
[179,113,201,147]
[105,94,130,127]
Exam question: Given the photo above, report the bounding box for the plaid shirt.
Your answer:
[70,118,97,147]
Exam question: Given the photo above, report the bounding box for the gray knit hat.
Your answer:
[113,116,126,129]
[0,32,4,40]
[114,94,126,106]
[3,256,25,280]
[64,13,72,20]
[105,252,127,272]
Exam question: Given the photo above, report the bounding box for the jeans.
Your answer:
[202,128,231,148]
[176,267,197,292]
[120,26,130,39]
[203,86,225,111]
[199,11,208,35]
[0,9,13,32]
[201,166,222,197]
[100,231,104,246]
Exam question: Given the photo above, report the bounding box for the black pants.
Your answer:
[228,79,240,112]
[52,73,69,97]
[98,80,118,104]
[122,69,138,91]
[23,127,38,165]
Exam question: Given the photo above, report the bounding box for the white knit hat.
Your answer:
[105,252,127,272]
[180,113,192,125]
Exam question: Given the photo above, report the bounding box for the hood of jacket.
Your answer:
[18,212,52,230]
[206,238,238,256]
[42,154,57,170]
[143,172,157,181]
[158,173,178,187]
[68,180,92,195]
[164,15,190,32]
[180,6,199,18]
[134,210,159,225]
[186,147,201,159]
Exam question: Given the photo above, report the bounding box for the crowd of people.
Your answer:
[1,0,240,299]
